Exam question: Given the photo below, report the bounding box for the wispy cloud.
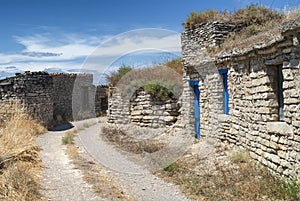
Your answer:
[0,28,181,77]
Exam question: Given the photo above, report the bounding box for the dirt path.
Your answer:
[37,123,101,201]
[38,118,191,201]
[76,121,191,201]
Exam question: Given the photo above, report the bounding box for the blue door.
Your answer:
[189,81,200,139]
[218,69,229,115]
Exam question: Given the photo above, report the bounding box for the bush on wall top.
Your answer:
[184,4,284,29]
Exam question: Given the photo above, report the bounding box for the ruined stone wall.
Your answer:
[95,85,108,116]
[182,22,236,68]
[0,71,102,127]
[51,73,76,121]
[182,19,300,178]
[107,89,130,124]
[130,90,179,128]
[0,71,53,127]
[52,73,95,121]
[107,88,180,128]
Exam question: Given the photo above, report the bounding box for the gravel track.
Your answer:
[77,120,191,201]
[37,118,191,201]
[37,127,101,201]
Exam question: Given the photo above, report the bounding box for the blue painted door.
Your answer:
[218,69,229,115]
[189,81,200,139]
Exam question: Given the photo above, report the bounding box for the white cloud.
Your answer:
[0,28,181,74]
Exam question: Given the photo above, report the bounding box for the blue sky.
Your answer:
[0,0,299,83]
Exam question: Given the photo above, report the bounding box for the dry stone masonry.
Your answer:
[107,88,180,128]
[0,71,108,128]
[182,18,300,179]
[0,71,53,126]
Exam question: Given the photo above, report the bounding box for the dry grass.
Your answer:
[165,58,183,75]
[0,101,46,201]
[184,10,231,28]
[102,125,165,154]
[157,148,300,201]
[184,5,283,29]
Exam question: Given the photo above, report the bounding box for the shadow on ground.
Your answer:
[48,122,74,131]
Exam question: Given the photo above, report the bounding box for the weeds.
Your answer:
[165,58,183,75]
[112,65,183,98]
[164,162,179,173]
[62,130,76,145]
[157,149,300,201]
[184,4,283,29]
[184,4,300,55]
[102,125,165,154]
[64,132,132,200]
[0,101,46,201]
[230,151,249,163]
[144,81,177,102]
[106,64,133,86]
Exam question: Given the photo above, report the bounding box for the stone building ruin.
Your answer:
[0,71,108,128]
[181,17,300,179]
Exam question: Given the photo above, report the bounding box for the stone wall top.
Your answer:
[280,16,300,34]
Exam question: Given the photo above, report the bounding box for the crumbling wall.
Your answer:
[130,89,179,128]
[51,73,76,122]
[107,88,180,128]
[0,71,104,128]
[0,71,53,127]
[52,73,95,122]
[95,85,108,116]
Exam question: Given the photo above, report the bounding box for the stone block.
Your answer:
[267,122,293,136]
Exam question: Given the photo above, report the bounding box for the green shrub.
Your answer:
[106,65,132,86]
[144,80,178,102]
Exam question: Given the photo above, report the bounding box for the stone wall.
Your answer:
[107,88,180,128]
[0,71,108,128]
[52,73,76,122]
[130,89,179,127]
[0,71,53,126]
[181,22,237,69]
[181,19,300,179]
[95,85,108,116]
[52,73,96,122]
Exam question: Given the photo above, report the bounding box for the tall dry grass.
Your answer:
[0,101,46,201]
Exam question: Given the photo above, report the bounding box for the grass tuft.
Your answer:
[62,130,76,145]
[163,162,180,173]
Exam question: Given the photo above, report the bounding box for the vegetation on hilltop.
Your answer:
[165,58,183,75]
[184,4,284,29]
[106,59,183,101]
[184,5,300,53]
[106,58,183,87]
[106,64,133,86]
